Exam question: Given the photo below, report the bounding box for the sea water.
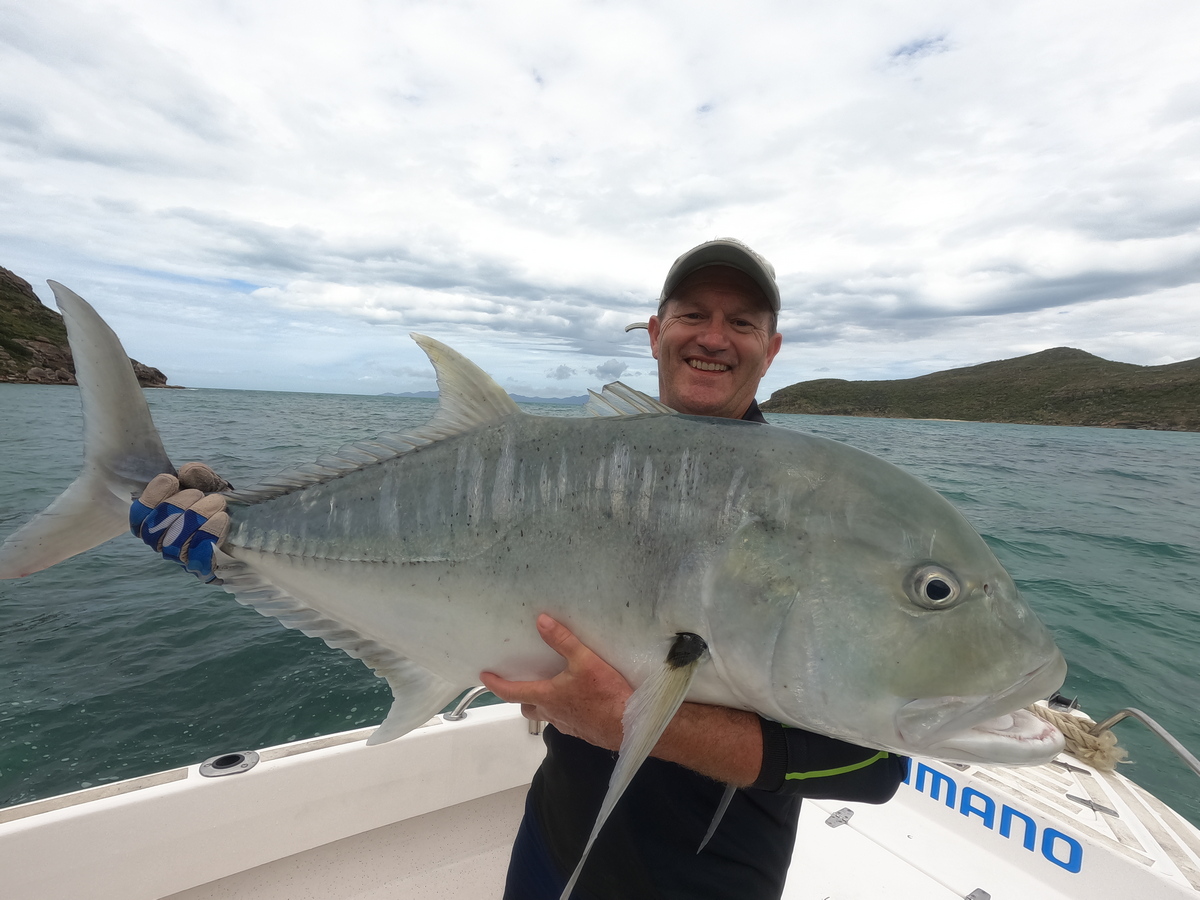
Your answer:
[1,385,1198,829]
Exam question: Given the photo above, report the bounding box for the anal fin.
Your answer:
[212,548,461,746]
[367,657,461,745]
[560,633,708,900]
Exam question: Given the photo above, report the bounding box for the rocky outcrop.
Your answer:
[0,267,170,387]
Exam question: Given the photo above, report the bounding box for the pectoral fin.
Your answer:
[560,633,708,900]
[697,784,737,853]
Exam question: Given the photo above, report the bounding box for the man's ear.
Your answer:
[761,331,783,375]
[648,315,661,359]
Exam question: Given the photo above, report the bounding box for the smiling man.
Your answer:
[648,240,783,420]
[484,239,908,900]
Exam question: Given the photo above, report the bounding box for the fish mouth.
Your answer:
[923,707,1065,765]
[895,651,1067,764]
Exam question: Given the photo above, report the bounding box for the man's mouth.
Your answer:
[687,359,730,372]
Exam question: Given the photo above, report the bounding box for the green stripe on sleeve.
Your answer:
[783,751,890,781]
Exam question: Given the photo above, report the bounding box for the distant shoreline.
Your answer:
[763,410,1197,433]
[762,347,1199,434]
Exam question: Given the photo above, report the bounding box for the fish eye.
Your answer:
[908,565,963,610]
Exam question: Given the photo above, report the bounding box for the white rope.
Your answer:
[1027,704,1129,772]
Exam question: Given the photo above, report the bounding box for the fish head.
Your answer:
[706,434,1066,766]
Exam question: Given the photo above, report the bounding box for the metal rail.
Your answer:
[443,686,493,721]
[443,685,543,734]
[1090,707,1200,780]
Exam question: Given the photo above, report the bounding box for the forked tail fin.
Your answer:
[0,282,174,578]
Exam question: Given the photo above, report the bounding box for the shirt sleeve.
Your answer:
[750,717,909,803]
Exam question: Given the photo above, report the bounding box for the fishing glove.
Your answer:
[130,463,232,584]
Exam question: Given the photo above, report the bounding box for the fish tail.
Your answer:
[0,282,175,579]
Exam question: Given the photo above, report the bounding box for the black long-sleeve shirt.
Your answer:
[528,724,907,899]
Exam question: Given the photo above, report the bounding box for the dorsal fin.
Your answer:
[411,333,523,430]
[229,334,524,505]
[585,382,676,417]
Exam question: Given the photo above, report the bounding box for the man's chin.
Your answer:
[665,382,749,419]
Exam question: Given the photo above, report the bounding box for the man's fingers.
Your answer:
[138,474,181,508]
[178,462,233,493]
[480,670,535,704]
[181,510,229,560]
[480,674,544,724]
[130,467,231,584]
[536,614,588,662]
[198,509,230,542]
[130,474,181,538]
[190,494,228,520]
[167,489,205,511]
[179,518,228,583]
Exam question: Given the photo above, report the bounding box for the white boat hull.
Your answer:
[2,703,1197,899]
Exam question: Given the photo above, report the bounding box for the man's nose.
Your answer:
[696,319,733,349]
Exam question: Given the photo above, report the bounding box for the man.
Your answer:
[478,239,907,899]
[132,239,907,899]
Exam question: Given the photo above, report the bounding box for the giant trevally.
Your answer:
[0,284,1066,897]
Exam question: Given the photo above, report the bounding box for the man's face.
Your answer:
[648,266,782,418]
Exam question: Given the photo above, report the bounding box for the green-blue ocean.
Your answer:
[1,385,1198,829]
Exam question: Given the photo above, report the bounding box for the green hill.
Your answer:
[0,267,168,387]
[761,347,1200,432]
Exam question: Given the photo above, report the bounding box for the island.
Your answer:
[0,266,169,387]
[761,347,1200,432]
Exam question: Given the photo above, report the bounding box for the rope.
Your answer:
[1027,703,1129,772]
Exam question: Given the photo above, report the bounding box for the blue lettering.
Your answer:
[906,765,1083,874]
[959,787,995,829]
[915,763,957,808]
[999,805,1038,851]
[1042,828,1084,873]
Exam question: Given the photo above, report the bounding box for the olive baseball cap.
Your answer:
[659,238,780,312]
[626,238,780,332]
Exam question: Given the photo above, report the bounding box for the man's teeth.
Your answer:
[688,360,729,372]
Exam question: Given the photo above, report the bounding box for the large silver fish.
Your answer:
[1,284,1066,896]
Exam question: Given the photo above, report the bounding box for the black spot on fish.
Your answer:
[667,632,707,668]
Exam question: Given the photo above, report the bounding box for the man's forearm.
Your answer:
[651,702,763,787]
[481,615,765,787]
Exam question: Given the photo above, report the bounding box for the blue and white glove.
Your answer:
[130,463,231,583]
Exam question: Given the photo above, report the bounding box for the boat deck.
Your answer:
[3,704,1198,899]
[170,786,526,900]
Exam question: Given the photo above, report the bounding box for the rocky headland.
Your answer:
[0,267,169,387]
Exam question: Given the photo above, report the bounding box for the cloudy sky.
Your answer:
[2,0,1198,398]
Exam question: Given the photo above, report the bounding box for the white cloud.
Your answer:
[591,359,629,381]
[1,0,1198,397]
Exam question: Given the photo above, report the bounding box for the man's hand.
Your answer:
[130,463,232,583]
[482,615,765,786]
[481,614,632,751]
